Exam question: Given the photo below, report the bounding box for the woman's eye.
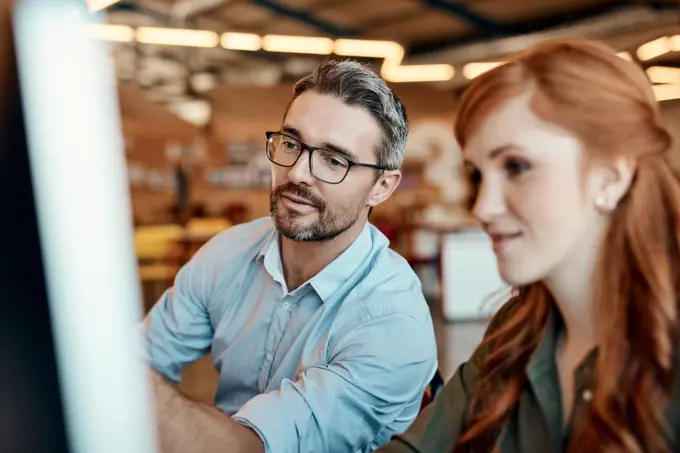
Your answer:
[467,168,481,187]
[505,158,530,177]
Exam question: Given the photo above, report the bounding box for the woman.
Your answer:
[377,39,680,452]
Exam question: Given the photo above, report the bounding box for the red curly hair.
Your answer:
[453,39,680,453]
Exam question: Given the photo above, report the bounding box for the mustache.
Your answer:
[272,183,325,209]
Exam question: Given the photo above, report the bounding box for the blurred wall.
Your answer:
[120,84,203,224]
[661,100,680,170]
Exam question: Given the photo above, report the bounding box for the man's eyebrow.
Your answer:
[281,124,359,161]
[281,125,301,138]
[322,143,358,161]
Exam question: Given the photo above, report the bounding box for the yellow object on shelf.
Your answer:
[134,224,184,260]
[138,263,176,282]
[185,217,231,240]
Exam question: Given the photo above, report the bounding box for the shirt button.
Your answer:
[282,301,290,310]
[266,353,273,362]
[582,389,593,402]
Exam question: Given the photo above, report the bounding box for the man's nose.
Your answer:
[287,150,316,186]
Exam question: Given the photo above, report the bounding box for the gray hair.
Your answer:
[285,59,409,170]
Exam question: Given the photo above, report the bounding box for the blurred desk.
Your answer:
[174,218,231,265]
[135,224,183,311]
[135,218,230,311]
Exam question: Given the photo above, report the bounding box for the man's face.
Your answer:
[270,91,383,242]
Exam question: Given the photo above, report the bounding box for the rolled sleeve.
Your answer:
[233,313,437,453]
[381,361,478,453]
[143,250,214,383]
[377,297,519,453]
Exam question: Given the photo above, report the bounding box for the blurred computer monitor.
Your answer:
[0,1,157,452]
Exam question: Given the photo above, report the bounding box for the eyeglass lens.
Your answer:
[268,134,350,183]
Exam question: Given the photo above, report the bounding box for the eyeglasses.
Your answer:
[265,131,388,184]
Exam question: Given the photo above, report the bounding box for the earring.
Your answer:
[594,194,612,212]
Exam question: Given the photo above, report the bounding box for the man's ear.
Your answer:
[367,170,402,208]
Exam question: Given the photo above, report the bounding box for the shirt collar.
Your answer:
[308,222,376,303]
[524,305,564,450]
[526,305,562,377]
[526,305,598,376]
[525,303,599,448]
[258,221,381,302]
[259,231,286,291]
[257,229,276,261]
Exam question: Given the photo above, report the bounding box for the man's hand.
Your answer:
[150,369,265,453]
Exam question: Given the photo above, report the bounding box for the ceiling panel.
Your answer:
[603,24,680,53]
[471,0,611,23]
[261,17,326,36]
[106,0,680,95]
[362,10,472,44]
[315,0,421,29]
[194,15,233,33]
[219,1,276,28]
[272,0,324,7]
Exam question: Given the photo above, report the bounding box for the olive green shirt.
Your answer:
[376,302,680,453]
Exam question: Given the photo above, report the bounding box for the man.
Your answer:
[144,59,438,453]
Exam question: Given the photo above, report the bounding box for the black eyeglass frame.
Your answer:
[265,131,389,185]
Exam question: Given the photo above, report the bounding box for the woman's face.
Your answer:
[463,90,606,286]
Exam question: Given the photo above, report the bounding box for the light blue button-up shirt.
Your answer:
[144,217,437,453]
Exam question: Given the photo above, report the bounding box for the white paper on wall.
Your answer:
[441,229,511,321]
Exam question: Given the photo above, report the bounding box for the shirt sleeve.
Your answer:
[375,360,479,453]
[142,249,214,383]
[375,296,520,453]
[233,312,438,453]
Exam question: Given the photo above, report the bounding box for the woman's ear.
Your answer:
[594,156,635,212]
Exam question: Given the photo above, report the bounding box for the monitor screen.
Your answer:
[0,4,70,451]
[0,1,157,452]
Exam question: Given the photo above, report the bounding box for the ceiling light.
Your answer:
[653,84,680,102]
[136,27,219,48]
[221,32,261,51]
[647,66,680,85]
[334,39,403,60]
[671,35,680,51]
[84,23,134,42]
[462,62,504,79]
[381,64,455,83]
[85,0,121,12]
[617,51,632,61]
[262,35,333,55]
[637,37,672,61]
